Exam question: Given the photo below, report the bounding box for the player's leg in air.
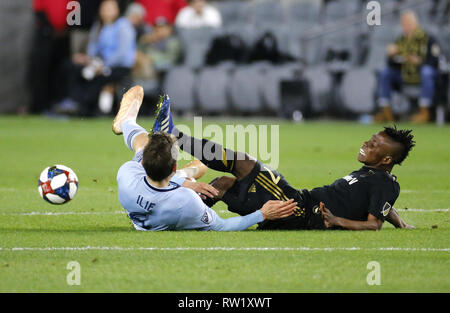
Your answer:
[153,94,309,230]
[111,86,297,231]
[112,86,209,181]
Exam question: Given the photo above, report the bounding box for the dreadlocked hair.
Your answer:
[383,125,416,165]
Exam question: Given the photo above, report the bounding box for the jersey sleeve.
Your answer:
[368,181,400,221]
[170,174,186,186]
[208,210,263,231]
[177,189,263,231]
[424,35,440,68]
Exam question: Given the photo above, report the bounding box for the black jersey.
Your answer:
[307,166,400,223]
[219,162,400,230]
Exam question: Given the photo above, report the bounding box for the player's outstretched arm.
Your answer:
[209,199,297,231]
[259,200,298,220]
[320,202,383,231]
[386,208,415,229]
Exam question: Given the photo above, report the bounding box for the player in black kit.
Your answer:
[171,125,415,231]
[152,96,415,231]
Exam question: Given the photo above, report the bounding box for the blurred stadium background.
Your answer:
[0,1,449,293]
[0,0,449,123]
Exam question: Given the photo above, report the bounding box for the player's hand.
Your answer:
[260,199,297,220]
[319,202,337,228]
[403,223,415,229]
[182,180,219,199]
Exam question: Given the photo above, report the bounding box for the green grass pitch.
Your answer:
[0,116,449,292]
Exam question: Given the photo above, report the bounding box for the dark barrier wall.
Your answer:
[0,0,33,113]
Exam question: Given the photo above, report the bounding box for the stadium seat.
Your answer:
[177,27,219,69]
[296,35,323,65]
[286,21,323,64]
[197,63,235,113]
[320,26,358,66]
[303,65,332,113]
[324,0,360,23]
[414,0,446,26]
[249,0,286,24]
[260,63,303,111]
[286,0,322,24]
[340,67,377,114]
[213,0,251,26]
[223,22,259,49]
[162,66,196,111]
[390,91,413,115]
[440,27,450,60]
[366,24,402,69]
[229,64,270,113]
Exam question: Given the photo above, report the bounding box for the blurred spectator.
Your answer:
[70,0,136,56]
[374,11,440,123]
[136,0,187,26]
[57,0,137,116]
[125,2,149,39]
[429,0,450,24]
[28,0,70,114]
[133,17,181,82]
[175,0,222,29]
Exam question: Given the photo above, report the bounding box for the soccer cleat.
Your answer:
[152,94,174,134]
[112,85,144,135]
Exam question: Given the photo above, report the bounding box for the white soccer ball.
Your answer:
[38,165,79,205]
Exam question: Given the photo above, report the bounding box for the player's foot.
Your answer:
[411,107,430,124]
[152,94,174,134]
[373,107,395,123]
[112,85,144,135]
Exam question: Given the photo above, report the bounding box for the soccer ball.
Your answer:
[38,165,79,204]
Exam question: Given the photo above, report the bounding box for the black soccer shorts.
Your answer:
[222,161,322,230]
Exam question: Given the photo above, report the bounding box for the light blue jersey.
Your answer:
[117,153,263,231]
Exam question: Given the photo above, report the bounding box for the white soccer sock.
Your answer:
[122,120,148,152]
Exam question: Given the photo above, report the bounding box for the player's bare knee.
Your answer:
[233,152,257,180]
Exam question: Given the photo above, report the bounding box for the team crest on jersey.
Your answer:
[201,211,212,224]
[312,205,320,215]
[381,202,392,217]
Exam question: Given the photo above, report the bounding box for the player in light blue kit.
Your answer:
[112,86,296,231]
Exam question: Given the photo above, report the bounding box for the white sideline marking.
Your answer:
[397,208,449,212]
[1,208,448,216]
[0,246,448,252]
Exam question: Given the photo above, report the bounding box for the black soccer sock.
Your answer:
[174,128,236,173]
